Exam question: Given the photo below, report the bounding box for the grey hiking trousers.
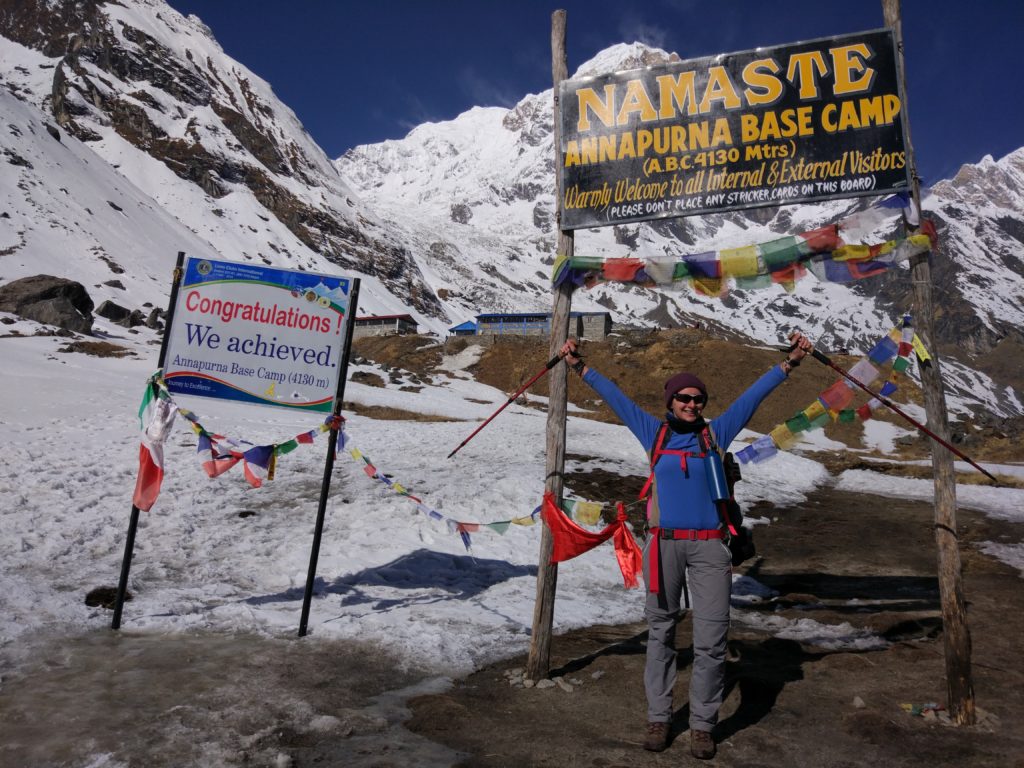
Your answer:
[642,535,733,731]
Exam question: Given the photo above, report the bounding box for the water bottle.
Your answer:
[705,451,730,501]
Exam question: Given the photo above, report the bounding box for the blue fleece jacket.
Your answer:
[582,365,787,529]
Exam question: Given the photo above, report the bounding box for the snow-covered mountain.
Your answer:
[0,0,444,324]
[2,4,1022,417]
[338,42,1024,416]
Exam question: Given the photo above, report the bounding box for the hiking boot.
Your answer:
[642,721,669,752]
[690,728,716,759]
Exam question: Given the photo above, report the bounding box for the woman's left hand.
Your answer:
[787,331,814,362]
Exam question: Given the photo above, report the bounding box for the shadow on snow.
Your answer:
[245,548,537,612]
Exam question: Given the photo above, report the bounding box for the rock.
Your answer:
[852,696,866,709]
[118,309,146,328]
[85,585,129,609]
[522,678,535,689]
[95,299,132,323]
[0,275,93,334]
[590,670,605,681]
[145,308,163,329]
[554,677,574,693]
[535,679,556,690]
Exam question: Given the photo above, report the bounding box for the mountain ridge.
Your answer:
[2,0,1022,419]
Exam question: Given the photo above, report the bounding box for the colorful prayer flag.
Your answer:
[132,382,178,511]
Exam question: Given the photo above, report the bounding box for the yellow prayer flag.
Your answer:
[831,244,870,262]
[575,501,603,526]
[802,400,827,421]
[392,482,406,495]
[769,423,800,450]
[911,334,931,361]
[510,516,536,527]
[691,277,724,297]
[350,448,362,460]
[719,245,760,278]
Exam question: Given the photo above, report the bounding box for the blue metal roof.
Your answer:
[475,311,608,320]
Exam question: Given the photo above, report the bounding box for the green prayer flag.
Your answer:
[786,413,812,433]
[809,411,831,429]
[839,409,856,422]
[486,521,512,535]
[569,255,607,271]
[276,439,299,455]
[672,262,691,280]
[893,356,910,372]
[759,236,805,268]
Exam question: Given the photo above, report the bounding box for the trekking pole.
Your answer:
[786,345,1000,485]
[447,353,564,459]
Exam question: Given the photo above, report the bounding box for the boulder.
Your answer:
[118,309,145,328]
[95,299,131,323]
[0,275,93,334]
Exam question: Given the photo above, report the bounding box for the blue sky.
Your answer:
[165,0,1022,185]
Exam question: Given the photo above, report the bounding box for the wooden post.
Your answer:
[526,9,574,681]
[882,0,975,724]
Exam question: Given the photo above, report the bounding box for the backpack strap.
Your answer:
[638,422,670,500]
[640,423,709,500]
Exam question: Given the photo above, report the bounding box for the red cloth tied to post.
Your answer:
[541,492,642,588]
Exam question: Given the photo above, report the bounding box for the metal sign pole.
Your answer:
[112,251,186,630]
[298,278,361,637]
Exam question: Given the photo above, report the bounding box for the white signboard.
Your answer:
[164,257,352,413]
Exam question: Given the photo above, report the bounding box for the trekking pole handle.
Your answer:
[780,343,830,365]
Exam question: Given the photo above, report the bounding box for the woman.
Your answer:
[560,332,813,759]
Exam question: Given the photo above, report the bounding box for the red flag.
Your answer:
[132,444,163,512]
[541,493,642,588]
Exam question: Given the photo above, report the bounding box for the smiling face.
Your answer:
[669,386,707,422]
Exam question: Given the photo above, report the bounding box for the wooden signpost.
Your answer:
[526,9,574,681]
[882,0,975,725]
[530,3,976,726]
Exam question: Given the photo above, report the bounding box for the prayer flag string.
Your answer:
[340,427,636,553]
[130,376,643,579]
[552,194,935,297]
[736,315,928,464]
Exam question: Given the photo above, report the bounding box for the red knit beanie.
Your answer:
[663,372,707,409]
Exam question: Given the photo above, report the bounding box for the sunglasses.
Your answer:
[672,393,707,405]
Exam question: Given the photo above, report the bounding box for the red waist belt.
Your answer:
[658,528,724,540]
[648,527,725,593]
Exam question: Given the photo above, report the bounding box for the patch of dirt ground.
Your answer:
[359,330,1021,464]
[406,486,1024,768]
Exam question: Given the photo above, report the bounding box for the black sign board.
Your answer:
[558,29,910,229]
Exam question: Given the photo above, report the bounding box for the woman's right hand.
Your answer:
[560,337,581,365]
